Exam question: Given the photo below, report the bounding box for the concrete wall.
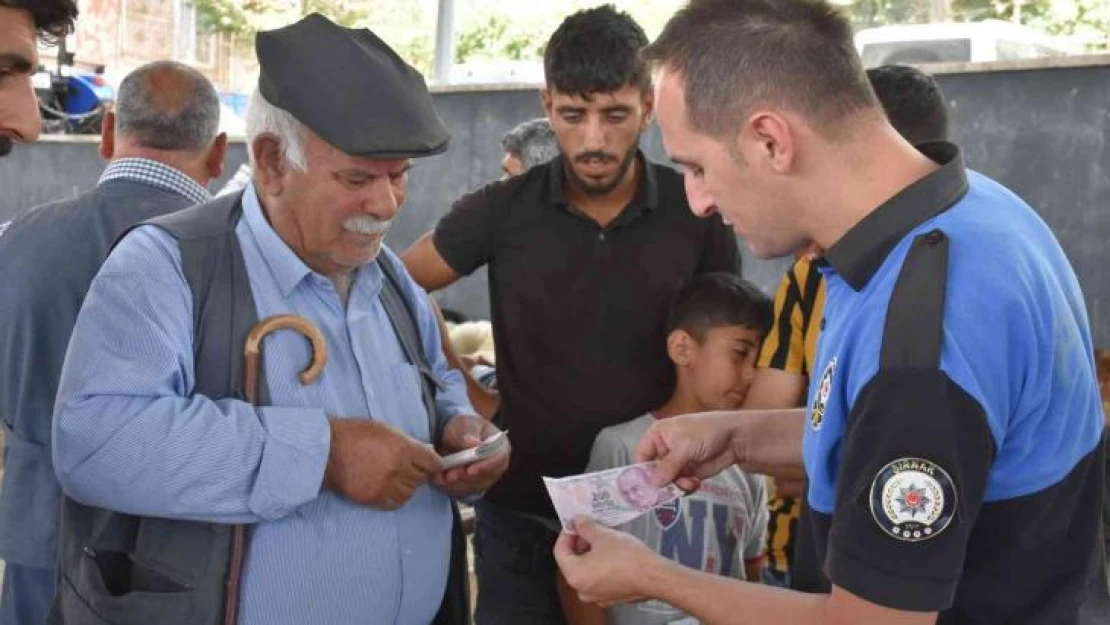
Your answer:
[3,57,1108,345]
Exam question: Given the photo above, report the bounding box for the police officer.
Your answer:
[555,2,1105,624]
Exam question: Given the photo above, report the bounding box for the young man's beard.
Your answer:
[562,140,640,198]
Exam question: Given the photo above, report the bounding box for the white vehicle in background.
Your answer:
[854,20,1077,67]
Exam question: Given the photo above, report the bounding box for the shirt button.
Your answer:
[598,232,606,242]
[923,230,944,245]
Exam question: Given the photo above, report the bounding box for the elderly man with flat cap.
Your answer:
[49,14,506,625]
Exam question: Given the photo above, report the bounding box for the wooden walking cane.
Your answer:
[224,314,329,625]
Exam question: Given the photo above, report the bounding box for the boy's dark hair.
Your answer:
[543,4,651,98]
[667,273,773,341]
[0,0,78,45]
[641,0,877,139]
[866,64,949,145]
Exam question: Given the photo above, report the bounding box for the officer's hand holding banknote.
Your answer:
[551,412,746,606]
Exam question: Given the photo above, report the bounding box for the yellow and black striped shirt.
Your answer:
[757,257,826,576]
[758,257,826,376]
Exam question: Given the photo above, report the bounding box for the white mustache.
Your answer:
[343,216,392,235]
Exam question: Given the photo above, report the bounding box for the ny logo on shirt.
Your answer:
[658,500,742,576]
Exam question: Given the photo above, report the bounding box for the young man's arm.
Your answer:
[401,232,461,292]
[428,298,500,420]
[402,185,504,417]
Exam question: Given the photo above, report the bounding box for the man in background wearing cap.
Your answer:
[402,6,739,624]
[50,14,506,625]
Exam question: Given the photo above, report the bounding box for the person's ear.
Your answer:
[744,110,796,174]
[251,134,288,196]
[98,111,116,160]
[204,132,229,180]
[667,329,697,367]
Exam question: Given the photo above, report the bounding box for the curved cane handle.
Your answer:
[243,314,329,405]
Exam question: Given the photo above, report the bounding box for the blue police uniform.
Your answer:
[803,143,1104,623]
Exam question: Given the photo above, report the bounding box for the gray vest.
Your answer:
[0,181,196,571]
[51,192,469,625]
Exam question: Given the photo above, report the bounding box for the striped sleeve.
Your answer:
[757,260,809,374]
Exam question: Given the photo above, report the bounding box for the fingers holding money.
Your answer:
[324,418,441,510]
[554,516,655,606]
[544,463,684,532]
[635,412,741,487]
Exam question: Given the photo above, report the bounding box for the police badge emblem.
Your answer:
[869,457,957,542]
[810,357,836,430]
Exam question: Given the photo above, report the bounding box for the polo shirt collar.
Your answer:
[823,141,968,292]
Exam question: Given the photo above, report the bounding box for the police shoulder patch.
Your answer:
[869,457,957,542]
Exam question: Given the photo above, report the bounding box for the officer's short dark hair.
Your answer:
[0,0,78,45]
[867,65,949,145]
[667,273,773,341]
[641,0,878,139]
[543,4,651,97]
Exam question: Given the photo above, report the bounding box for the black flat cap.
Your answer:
[256,13,450,158]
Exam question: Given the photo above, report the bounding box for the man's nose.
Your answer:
[684,174,716,218]
[583,117,606,153]
[362,177,400,221]
[1,76,43,145]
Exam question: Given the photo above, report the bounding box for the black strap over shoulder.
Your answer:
[880,228,950,370]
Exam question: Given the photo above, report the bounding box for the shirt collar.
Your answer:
[240,183,314,299]
[98,157,212,206]
[822,142,968,291]
[545,149,660,214]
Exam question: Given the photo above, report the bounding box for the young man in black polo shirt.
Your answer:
[402,6,739,624]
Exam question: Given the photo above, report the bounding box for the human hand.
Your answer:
[635,412,741,491]
[433,415,511,498]
[554,517,665,607]
[323,419,442,510]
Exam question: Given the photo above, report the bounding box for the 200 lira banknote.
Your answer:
[543,462,684,533]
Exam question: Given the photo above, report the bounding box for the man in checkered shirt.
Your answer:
[0,59,227,624]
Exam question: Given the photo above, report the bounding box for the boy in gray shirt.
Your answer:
[559,273,773,625]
